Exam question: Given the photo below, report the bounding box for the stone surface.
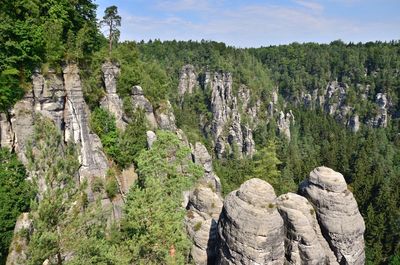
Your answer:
[6,213,33,265]
[185,184,223,265]
[63,64,109,181]
[277,110,294,140]
[277,193,338,265]
[368,93,389,128]
[300,166,366,265]
[129,85,158,129]
[218,178,285,265]
[0,113,14,149]
[154,100,177,131]
[100,62,126,130]
[191,142,222,193]
[146,130,157,148]
[208,71,255,158]
[178,64,198,96]
[118,165,138,196]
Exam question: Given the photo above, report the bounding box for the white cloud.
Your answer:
[293,0,324,12]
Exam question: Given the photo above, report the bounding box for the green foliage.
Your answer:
[0,0,103,110]
[101,5,121,55]
[0,148,32,262]
[90,107,147,168]
[122,130,203,264]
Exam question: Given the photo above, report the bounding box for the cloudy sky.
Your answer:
[95,0,400,47]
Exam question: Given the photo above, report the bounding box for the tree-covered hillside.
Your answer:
[1,1,399,264]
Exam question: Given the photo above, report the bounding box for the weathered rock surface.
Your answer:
[154,100,177,131]
[368,93,389,128]
[6,213,33,265]
[277,110,294,140]
[277,192,338,265]
[178,64,198,96]
[186,184,223,265]
[218,178,285,265]
[191,142,221,193]
[129,85,158,129]
[0,113,14,149]
[208,71,255,158]
[100,62,126,130]
[63,64,108,182]
[300,166,366,265]
[146,130,157,149]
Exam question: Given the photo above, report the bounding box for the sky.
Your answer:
[95,0,400,48]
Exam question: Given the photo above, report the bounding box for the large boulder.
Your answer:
[218,178,285,264]
[300,166,366,265]
[6,213,33,265]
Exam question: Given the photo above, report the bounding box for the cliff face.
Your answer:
[300,81,390,132]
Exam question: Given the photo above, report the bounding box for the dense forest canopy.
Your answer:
[0,1,399,264]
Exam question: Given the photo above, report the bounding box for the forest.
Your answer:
[0,1,399,264]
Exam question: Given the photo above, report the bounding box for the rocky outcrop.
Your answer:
[63,64,109,182]
[154,100,177,131]
[218,178,285,264]
[178,64,198,96]
[208,71,255,158]
[129,85,157,129]
[146,130,157,148]
[191,142,222,193]
[185,185,223,265]
[277,193,338,265]
[300,167,366,265]
[6,213,33,265]
[0,113,14,149]
[368,93,389,128]
[277,110,294,140]
[100,62,126,130]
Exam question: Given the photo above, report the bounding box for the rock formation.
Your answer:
[208,71,255,158]
[178,64,198,96]
[191,142,222,193]
[129,85,158,129]
[277,110,294,140]
[154,100,177,131]
[6,213,33,265]
[368,93,389,128]
[185,185,223,265]
[218,178,285,264]
[63,64,109,182]
[277,193,338,265]
[300,166,366,265]
[100,61,126,130]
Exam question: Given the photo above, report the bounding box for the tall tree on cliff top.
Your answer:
[101,6,121,55]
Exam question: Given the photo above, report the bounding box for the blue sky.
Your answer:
[95,0,400,47]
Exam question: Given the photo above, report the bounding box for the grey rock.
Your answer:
[191,141,222,193]
[6,213,33,265]
[192,142,213,173]
[277,193,338,265]
[218,178,285,265]
[146,130,157,148]
[63,64,109,182]
[178,64,197,96]
[277,111,294,140]
[348,114,360,133]
[300,167,366,265]
[118,165,138,196]
[100,62,126,130]
[10,92,35,164]
[368,93,388,128]
[129,85,158,129]
[32,72,65,131]
[154,100,177,131]
[0,113,14,149]
[186,184,223,265]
